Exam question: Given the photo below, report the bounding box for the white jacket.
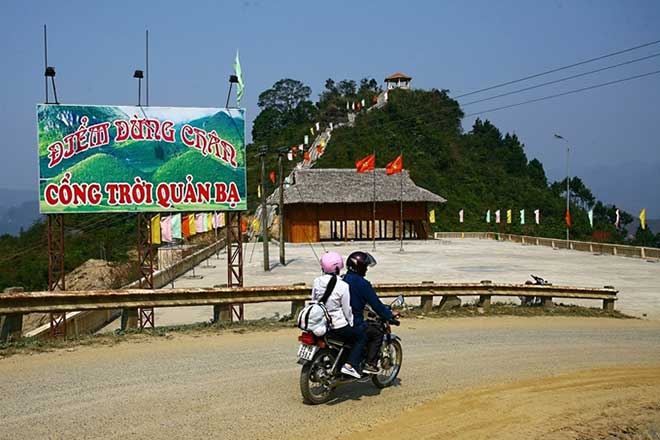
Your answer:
[311,274,353,329]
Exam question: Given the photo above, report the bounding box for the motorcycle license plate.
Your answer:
[297,343,318,361]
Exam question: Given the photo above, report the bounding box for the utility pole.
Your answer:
[554,134,570,242]
[277,147,288,265]
[258,145,270,271]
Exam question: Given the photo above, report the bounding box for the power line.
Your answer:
[464,69,660,118]
[462,52,660,106]
[454,38,660,98]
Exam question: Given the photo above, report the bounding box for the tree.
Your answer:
[527,159,547,187]
[257,79,312,113]
[337,80,357,97]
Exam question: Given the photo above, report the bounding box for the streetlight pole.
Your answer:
[554,134,570,242]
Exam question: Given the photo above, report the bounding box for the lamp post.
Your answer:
[133,70,144,106]
[553,134,570,242]
[226,74,239,108]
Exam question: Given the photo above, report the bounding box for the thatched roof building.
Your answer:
[268,169,445,205]
[268,168,446,243]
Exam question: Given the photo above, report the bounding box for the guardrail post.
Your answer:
[641,247,646,259]
[290,300,305,319]
[603,299,615,312]
[213,305,233,322]
[477,295,491,309]
[120,308,138,331]
[420,296,433,313]
[540,297,553,309]
[1,287,24,342]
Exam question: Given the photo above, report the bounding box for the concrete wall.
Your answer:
[434,232,660,260]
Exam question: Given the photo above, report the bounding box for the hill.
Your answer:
[248,79,653,245]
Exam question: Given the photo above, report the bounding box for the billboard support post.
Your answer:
[47,214,66,337]
[136,213,155,330]
[226,212,244,321]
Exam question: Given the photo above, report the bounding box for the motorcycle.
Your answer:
[520,274,552,306]
[296,295,404,405]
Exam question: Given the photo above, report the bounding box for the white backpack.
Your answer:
[297,275,337,337]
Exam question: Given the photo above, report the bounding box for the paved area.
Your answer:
[3,317,660,439]
[151,238,660,326]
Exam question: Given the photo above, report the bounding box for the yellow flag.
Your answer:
[429,210,436,224]
[207,212,213,231]
[506,209,512,224]
[310,127,314,136]
[257,184,261,198]
[252,218,260,233]
[640,208,646,230]
[150,214,161,244]
[189,214,196,235]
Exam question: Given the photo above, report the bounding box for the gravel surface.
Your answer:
[2,317,659,439]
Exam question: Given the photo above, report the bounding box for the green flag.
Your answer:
[234,49,244,105]
[520,209,525,225]
[486,210,491,223]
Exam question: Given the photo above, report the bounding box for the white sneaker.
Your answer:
[340,364,361,379]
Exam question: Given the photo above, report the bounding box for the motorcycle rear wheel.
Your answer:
[372,340,402,388]
[300,348,336,405]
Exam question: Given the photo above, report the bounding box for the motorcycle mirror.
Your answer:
[391,295,405,307]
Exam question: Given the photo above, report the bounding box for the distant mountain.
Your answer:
[0,188,36,213]
[0,200,41,236]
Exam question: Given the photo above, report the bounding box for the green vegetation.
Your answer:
[249,78,660,246]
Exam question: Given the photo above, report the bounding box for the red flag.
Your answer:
[316,144,323,154]
[355,153,375,173]
[269,171,276,184]
[385,155,403,175]
[565,210,571,228]
[304,151,310,161]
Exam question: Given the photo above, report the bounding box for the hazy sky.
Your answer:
[1,0,658,216]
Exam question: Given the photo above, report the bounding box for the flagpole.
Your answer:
[372,149,376,252]
[399,150,404,252]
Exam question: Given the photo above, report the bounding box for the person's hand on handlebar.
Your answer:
[392,310,401,318]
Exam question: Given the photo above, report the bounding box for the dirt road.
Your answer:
[1,317,659,439]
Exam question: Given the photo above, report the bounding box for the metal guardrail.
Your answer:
[434,232,660,259]
[0,282,618,315]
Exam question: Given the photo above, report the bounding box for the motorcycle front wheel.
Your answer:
[300,348,336,405]
[372,340,403,388]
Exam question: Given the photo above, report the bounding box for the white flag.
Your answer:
[615,209,620,229]
[588,209,593,228]
[315,122,320,132]
[495,210,501,224]
[534,209,540,224]
[352,102,355,110]
[346,101,349,110]
[361,98,365,107]
[304,135,309,145]
[287,152,293,161]
[330,122,334,130]
[520,209,525,225]
[459,209,464,223]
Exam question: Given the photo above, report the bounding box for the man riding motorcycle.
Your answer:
[343,251,399,374]
[311,252,367,379]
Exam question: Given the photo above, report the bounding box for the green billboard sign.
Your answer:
[37,104,246,213]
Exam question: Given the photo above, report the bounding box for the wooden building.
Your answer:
[384,72,412,90]
[269,168,446,243]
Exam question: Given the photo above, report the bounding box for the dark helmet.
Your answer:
[346,251,377,276]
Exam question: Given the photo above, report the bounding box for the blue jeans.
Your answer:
[328,324,367,367]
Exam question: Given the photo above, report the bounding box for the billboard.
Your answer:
[37,104,246,213]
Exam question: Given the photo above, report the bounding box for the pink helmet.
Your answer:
[320,251,344,274]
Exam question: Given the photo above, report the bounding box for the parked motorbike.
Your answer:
[520,274,552,306]
[296,296,404,405]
